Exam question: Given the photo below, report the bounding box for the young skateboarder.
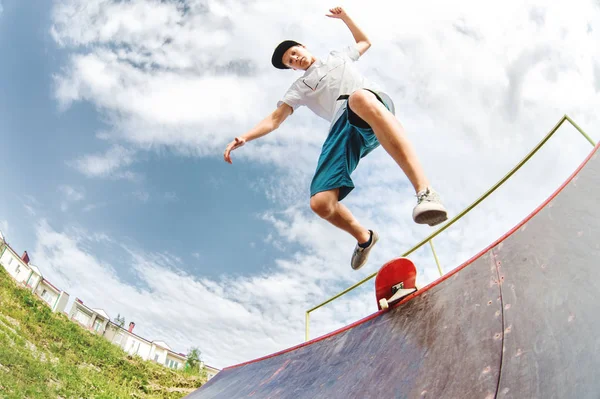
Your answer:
[224,7,448,270]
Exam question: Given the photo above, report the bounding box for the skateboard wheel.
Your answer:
[379,298,389,309]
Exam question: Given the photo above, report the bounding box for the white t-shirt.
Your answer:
[277,44,382,124]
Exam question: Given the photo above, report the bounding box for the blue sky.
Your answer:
[0,0,278,280]
[0,0,599,369]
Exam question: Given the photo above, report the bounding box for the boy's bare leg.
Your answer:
[348,89,448,226]
[310,188,381,270]
[348,90,429,194]
[310,189,370,244]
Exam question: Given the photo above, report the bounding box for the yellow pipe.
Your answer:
[304,115,594,340]
[305,312,309,342]
[429,239,443,277]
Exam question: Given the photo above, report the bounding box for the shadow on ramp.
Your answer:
[186,143,600,398]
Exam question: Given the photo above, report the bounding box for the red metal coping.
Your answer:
[222,141,600,371]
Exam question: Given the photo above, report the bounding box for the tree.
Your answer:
[186,347,202,370]
[114,314,125,328]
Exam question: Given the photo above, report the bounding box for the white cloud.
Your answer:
[164,192,178,202]
[50,0,600,170]
[59,185,85,212]
[47,0,600,368]
[83,203,105,212]
[31,220,372,368]
[131,190,150,203]
[0,220,8,236]
[59,185,84,202]
[22,195,40,217]
[69,145,138,180]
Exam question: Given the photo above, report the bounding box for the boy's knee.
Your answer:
[348,90,380,118]
[310,194,336,219]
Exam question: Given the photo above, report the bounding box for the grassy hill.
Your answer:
[0,266,205,398]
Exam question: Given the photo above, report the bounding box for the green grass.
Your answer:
[0,266,205,398]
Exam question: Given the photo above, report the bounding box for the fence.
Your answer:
[305,115,596,341]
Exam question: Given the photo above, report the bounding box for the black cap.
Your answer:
[271,40,302,69]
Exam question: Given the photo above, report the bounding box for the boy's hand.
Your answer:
[223,137,246,164]
[326,6,348,20]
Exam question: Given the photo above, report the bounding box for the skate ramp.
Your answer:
[186,143,600,398]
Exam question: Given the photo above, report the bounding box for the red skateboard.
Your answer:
[375,257,419,310]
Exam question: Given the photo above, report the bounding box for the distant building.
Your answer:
[69,298,111,334]
[32,271,70,313]
[0,231,219,376]
[0,240,69,313]
[0,246,35,286]
[104,320,187,369]
[70,300,188,370]
[201,362,220,380]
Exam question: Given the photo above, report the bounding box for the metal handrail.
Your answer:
[305,114,595,341]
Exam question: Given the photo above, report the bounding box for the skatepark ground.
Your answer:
[185,141,600,398]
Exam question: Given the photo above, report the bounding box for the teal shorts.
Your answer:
[310,90,395,201]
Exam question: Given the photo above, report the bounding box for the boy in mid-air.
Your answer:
[224,7,448,270]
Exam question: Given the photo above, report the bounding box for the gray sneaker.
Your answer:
[412,188,448,226]
[351,230,379,270]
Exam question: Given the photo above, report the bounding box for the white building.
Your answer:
[33,272,70,313]
[0,246,35,285]
[70,301,189,371]
[1,231,218,376]
[104,321,187,370]
[69,298,111,334]
[201,362,220,380]
[0,242,69,313]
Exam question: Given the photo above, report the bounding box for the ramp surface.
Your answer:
[187,143,600,399]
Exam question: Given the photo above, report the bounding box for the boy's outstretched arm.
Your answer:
[326,6,371,56]
[223,102,293,164]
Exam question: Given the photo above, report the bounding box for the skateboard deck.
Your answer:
[375,257,418,310]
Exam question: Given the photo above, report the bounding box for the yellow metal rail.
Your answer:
[305,114,596,341]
